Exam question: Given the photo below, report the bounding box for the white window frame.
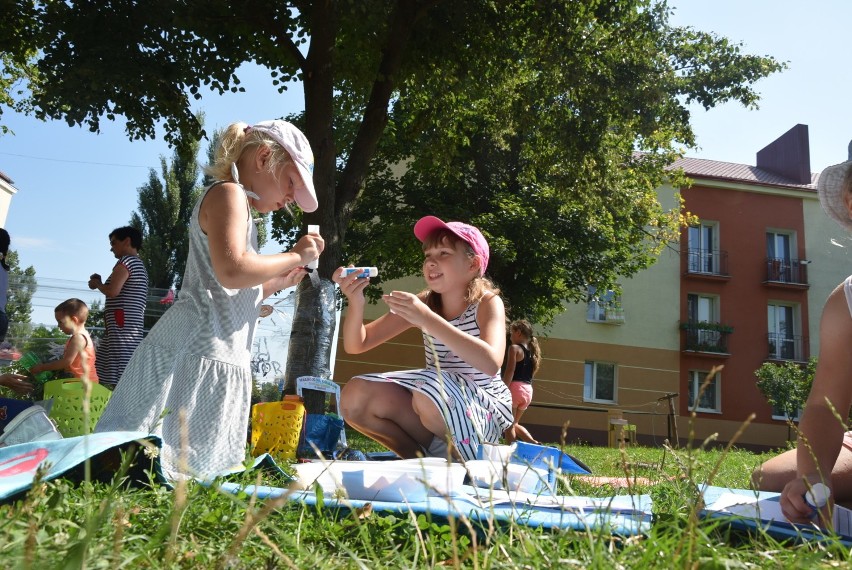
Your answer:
[771,406,801,422]
[767,302,801,360]
[688,370,721,413]
[688,221,720,273]
[766,229,799,283]
[584,361,617,404]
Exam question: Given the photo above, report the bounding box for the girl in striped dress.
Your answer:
[334,216,513,461]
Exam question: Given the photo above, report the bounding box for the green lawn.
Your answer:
[1,432,848,569]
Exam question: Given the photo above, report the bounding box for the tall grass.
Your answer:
[2,427,850,569]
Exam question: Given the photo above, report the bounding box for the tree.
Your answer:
[129,126,203,292]
[755,357,817,442]
[3,1,785,398]
[5,250,36,343]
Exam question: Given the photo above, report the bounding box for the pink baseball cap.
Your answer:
[414,215,490,275]
[250,120,318,212]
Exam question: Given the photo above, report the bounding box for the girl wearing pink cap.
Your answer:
[334,216,513,461]
[96,120,323,480]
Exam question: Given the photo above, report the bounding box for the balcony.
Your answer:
[767,333,808,362]
[684,249,729,279]
[680,322,732,355]
[764,257,809,288]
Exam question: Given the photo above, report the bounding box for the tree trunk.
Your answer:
[282,277,337,414]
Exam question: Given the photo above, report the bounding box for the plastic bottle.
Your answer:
[342,267,379,278]
[306,225,320,271]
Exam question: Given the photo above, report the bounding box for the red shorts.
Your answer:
[509,381,533,411]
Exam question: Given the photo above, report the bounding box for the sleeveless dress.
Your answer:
[356,303,513,461]
[97,254,148,386]
[67,330,99,382]
[96,184,262,480]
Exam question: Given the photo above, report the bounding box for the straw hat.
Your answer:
[817,160,852,232]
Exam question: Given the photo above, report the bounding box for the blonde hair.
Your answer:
[421,229,499,313]
[203,122,295,182]
[510,319,541,375]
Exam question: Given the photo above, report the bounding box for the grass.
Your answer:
[2,429,851,569]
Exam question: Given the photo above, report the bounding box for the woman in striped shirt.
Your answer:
[88,226,149,387]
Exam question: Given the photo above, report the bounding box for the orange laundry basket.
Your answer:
[250,395,305,462]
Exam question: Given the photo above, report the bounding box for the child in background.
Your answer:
[0,228,11,343]
[502,319,540,444]
[334,216,513,461]
[31,298,99,382]
[96,120,323,480]
[752,158,852,524]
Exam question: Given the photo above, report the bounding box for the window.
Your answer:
[771,405,801,422]
[685,293,724,349]
[586,286,621,323]
[766,230,798,282]
[584,361,616,403]
[688,222,719,273]
[688,370,720,413]
[687,293,718,323]
[768,303,801,360]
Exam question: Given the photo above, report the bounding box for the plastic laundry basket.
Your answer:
[43,378,112,437]
[250,395,305,462]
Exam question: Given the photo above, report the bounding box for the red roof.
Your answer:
[668,156,818,191]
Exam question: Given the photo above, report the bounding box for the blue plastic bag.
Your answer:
[298,413,344,457]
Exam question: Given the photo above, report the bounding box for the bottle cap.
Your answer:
[804,482,831,509]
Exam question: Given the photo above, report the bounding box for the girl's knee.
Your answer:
[340,378,368,420]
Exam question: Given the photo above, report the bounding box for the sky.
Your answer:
[1,0,850,338]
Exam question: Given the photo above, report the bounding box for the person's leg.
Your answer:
[512,407,539,444]
[752,437,852,505]
[410,390,463,460]
[341,378,434,458]
[503,408,519,444]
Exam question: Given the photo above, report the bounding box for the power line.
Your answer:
[0,151,151,169]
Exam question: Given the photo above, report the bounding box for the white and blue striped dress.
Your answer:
[96,184,262,480]
[357,303,514,460]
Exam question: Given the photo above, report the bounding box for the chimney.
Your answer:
[756,124,811,184]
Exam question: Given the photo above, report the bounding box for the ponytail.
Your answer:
[528,335,541,375]
[510,319,540,375]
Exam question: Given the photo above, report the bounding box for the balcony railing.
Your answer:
[765,257,809,285]
[681,322,732,353]
[685,248,729,277]
[767,333,808,361]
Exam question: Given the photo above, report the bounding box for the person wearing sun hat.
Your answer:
[333,215,513,461]
[95,119,324,480]
[753,157,852,526]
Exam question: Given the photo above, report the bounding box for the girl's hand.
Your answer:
[270,266,308,292]
[291,234,324,267]
[780,477,831,526]
[30,364,44,374]
[333,266,370,302]
[382,291,431,328]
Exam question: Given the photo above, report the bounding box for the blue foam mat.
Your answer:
[212,480,653,536]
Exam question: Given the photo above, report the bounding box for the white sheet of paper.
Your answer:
[708,492,852,535]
